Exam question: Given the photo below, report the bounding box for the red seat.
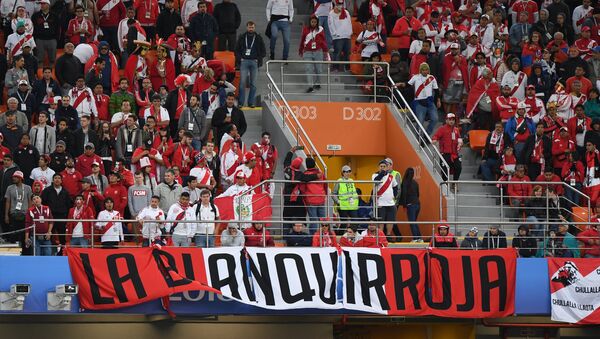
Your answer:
[468,130,489,153]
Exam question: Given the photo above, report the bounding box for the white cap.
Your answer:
[38,0,50,4]
[517,102,527,109]
[341,165,351,172]
[139,157,151,168]
[450,42,460,49]
[446,113,456,119]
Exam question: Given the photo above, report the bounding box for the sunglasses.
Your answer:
[343,170,351,173]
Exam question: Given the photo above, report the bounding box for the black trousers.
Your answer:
[217,33,236,51]
[442,153,462,181]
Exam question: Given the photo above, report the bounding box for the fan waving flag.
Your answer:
[214,192,272,221]
[548,258,600,324]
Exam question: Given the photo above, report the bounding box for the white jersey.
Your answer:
[409,39,436,56]
[4,32,35,57]
[356,29,380,58]
[30,167,55,188]
[408,74,438,100]
[469,23,494,50]
[96,210,124,243]
[181,52,207,84]
[137,206,165,241]
[521,97,546,124]
[189,166,213,186]
[220,150,239,180]
[573,5,594,34]
[219,183,250,197]
[548,92,573,121]
[228,164,252,183]
[372,172,397,207]
[69,87,97,118]
[73,43,95,65]
[166,203,195,237]
[327,9,352,40]
[11,18,33,35]
[501,71,527,101]
[181,0,199,27]
[143,106,170,123]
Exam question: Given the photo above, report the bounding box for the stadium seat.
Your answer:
[380,54,391,63]
[352,18,363,35]
[213,51,236,70]
[349,53,364,75]
[572,207,589,226]
[468,130,489,153]
[385,37,402,52]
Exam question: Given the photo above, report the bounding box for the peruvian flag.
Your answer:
[214,192,272,221]
[548,259,600,324]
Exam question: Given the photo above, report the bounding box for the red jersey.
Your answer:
[561,160,585,184]
[94,93,110,122]
[103,183,128,215]
[66,18,95,45]
[511,0,538,24]
[66,206,95,241]
[60,169,83,198]
[76,153,105,177]
[311,230,338,247]
[133,0,160,26]
[507,175,532,199]
[432,124,461,157]
[552,136,576,169]
[356,229,388,248]
[243,227,275,247]
[567,116,592,143]
[496,95,519,122]
[25,205,53,234]
[534,174,564,196]
[163,142,195,176]
[132,146,161,177]
[97,0,127,27]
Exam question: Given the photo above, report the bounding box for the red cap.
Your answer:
[12,171,23,179]
[235,170,247,179]
[526,84,535,90]
[582,26,591,32]
[243,151,255,162]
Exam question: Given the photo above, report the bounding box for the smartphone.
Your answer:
[296,145,305,150]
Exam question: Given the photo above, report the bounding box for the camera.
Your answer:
[10,284,30,296]
[55,284,78,296]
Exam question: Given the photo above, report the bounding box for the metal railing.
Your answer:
[14,218,600,258]
[264,59,450,183]
[441,180,592,234]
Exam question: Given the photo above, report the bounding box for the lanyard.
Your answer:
[245,34,256,50]
[42,13,49,22]
[15,185,24,202]
[16,91,29,104]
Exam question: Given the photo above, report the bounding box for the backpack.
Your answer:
[195,201,218,220]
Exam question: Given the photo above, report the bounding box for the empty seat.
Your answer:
[468,130,489,152]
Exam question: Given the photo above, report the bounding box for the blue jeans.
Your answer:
[303,50,323,86]
[306,205,326,233]
[318,16,332,49]
[172,234,190,247]
[332,38,350,68]
[239,59,258,106]
[514,142,526,162]
[406,203,421,240]
[194,234,215,248]
[413,99,438,135]
[69,237,89,248]
[480,158,499,181]
[191,138,202,151]
[34,237,52,256]
[270,20,291,59]
[526,215,544,238]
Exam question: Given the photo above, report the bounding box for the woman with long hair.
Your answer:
[399,167,422,242]
[299,15,328,93]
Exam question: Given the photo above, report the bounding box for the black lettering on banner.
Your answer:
[344,251,355,304]
[182,253,196,280]
[247,252,276,305]
[457,256,474,312]
[424,253,451,310]
[479,256,507,312]
[151,249,194,288]
[81,253,115,305]
[274,253,316,304]
[208,253,241,299]
[240,251,256,302]
[310,252,337,305]
[107,253,147,303]
[357,253,390,310]
[390,254,421,310]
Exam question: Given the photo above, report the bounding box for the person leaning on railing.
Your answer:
[512,225,538,258]
[358,218,388,248]
[311,218,337,247]
[285,223,311,247]
[539,221,580,258]
[221,223,245,247]
[481,225,508,249]
[460,227,482,250]
[430,222,457,248]
[243,223,274,247]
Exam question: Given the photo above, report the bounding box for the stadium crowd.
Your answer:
[0,0,598,258]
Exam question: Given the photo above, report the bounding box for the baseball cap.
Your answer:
[341,165,351,172]
[235,170,246,179]
[91,161,100,167]
[56,140,66,147]
[18,79,28,86]
[582,26,591,32]
[526,84,535,90]
[84,142,95,149]
[38,0,50,4]
[450,42,460,49]
[446,113,456,119]
[243,151,255,162]
[385,157,393,165]
[12,171,23,179]
[470,227,478,234]
[560,126,568,132]
[15,21,25,29]
[80,177,92,184]
[517,102,527,109]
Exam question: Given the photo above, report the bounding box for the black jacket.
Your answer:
[72,128,99,158]
[164,87,191,121]
[285,230,311,247]
[55,106,79,131]
[41,185,72,216]
[398,180,419,206]
[283,152,319,203]
[235,32,266,67]
[481,230,508,249]
[13,144,40,179]
[55,128,75,152]
[213,2,241,34]
[559,56,589,81]
[55,54,83,87]
[483,132,513,161]
[189,12,219,41]
[523,134,552,165]
[512,233,537,258]
[212,105,247,141]
[10,90,37,121]
[0,164,19,203]
[31,10,60,40]
[32,79,62,109]
[0,125,24,153]
[48,150,71,173]
[156,9,183,40]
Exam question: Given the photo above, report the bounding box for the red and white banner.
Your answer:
[66,248,517,318]
[548,259,600,324]
[213,193,272,221]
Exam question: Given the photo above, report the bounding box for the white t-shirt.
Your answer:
[194,203,220,235]
[137,206,165,240]
[143,106,170,123]
[30,167,56,188]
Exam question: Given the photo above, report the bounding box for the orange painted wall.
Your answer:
[340,323,475,339]
[291,102,444,238]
